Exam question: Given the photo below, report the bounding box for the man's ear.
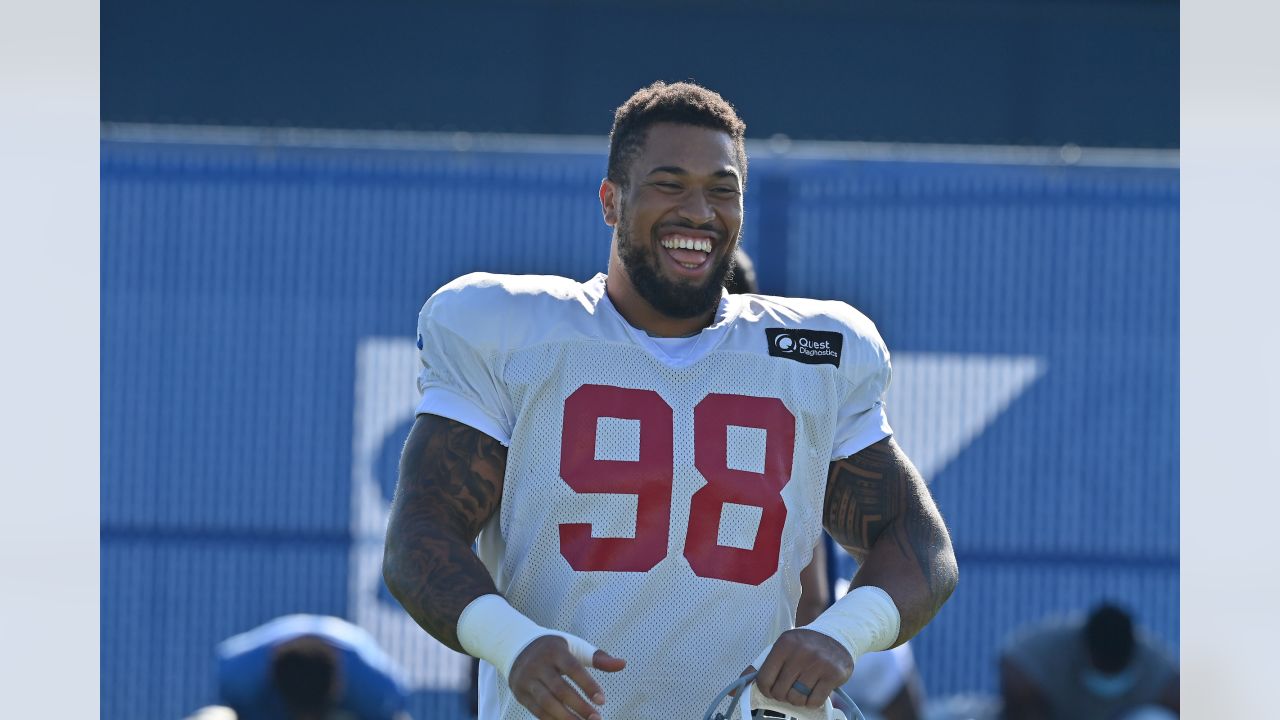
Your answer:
[600,179,621,227]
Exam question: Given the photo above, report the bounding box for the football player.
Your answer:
[383,81,958,720]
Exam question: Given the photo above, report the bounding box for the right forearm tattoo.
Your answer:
[383,414,508,652]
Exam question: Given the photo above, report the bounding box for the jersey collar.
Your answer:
[585,273,743,368]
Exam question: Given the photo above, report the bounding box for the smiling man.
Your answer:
[383,81,958,720]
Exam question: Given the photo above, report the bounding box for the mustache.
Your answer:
[653,221,723,239]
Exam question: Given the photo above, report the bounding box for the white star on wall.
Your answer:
[889,353,1045,481]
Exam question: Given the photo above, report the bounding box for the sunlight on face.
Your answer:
[615,123,744,320]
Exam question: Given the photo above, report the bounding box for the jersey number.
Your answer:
[558,384,796,586]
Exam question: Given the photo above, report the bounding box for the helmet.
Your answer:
[704,672,865,720]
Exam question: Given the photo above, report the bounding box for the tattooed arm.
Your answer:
[747,437,956,709]
[382,413,507,652]
[824,436,958,644]
[384,413,625,719]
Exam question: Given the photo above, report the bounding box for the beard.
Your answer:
[616,215,739,321]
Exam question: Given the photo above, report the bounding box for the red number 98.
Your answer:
[558,384,796,586]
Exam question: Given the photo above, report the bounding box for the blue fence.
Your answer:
[101,127,1178,719]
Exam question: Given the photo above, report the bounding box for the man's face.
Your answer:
[606,123,744,320]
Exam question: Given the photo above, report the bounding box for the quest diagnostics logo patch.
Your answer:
[766,328,843,366]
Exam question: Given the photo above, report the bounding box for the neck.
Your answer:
[605,251,717,338]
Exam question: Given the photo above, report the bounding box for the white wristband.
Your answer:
[799,585,901,663]
[455,594,597,679]
[751,586,900,671]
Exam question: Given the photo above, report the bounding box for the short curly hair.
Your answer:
[607,81,748,189]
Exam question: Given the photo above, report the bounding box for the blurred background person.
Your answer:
[835,643,924,720]
[1000,603,1178,719]
[217,614,411,720]
[184,707,238,720]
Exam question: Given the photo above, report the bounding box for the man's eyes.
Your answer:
[650,181,739,195]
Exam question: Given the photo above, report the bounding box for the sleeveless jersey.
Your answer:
[415,272,893,719]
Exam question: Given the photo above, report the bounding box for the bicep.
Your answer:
[822,436,924,559]
[388,413,508,543]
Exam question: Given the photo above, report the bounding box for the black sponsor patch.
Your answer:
[765,328,843,366]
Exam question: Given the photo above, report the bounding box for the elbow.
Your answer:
[381,542,406,604]
[940,548,960,604]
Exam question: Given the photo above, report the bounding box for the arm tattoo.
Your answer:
[824,437,958,632]
[822,440,901,561]
[382,414,508,652]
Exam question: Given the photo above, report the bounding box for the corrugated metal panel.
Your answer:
[789,161,1178,557]
[909,559,1178,699]
[102,134,1177,719]
[102,539,349,719]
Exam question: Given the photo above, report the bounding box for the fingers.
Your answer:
[523,680,585,720]
[519,673,599,720]
[753,630,853,707]
[591,649,626,673]
[565,655,607,706]
[757,646,804,702]
[803,674,842,710]
[785,678,811,708]
[755,649,782,698]
[544,674,601,720]
[509,638,626,720]
[770,662,805,706]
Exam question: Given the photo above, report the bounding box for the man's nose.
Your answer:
[677,192,714,227]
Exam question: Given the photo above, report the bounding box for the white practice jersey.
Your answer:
[415,272,893,720]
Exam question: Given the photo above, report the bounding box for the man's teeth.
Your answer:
[660,236,713,253]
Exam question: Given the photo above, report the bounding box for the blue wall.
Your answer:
[101,130,1177,719]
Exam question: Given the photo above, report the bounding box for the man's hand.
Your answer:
[746,629,853,710]
[508,636,626,720]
